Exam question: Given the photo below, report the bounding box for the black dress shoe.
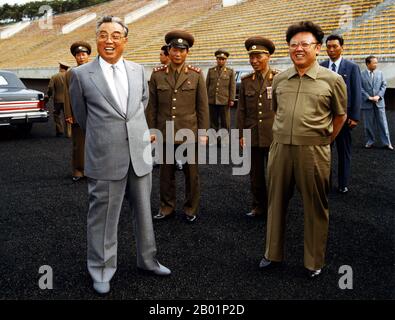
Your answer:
[153,211,174,220]
[307,268,322,279]
[259,257,282,270]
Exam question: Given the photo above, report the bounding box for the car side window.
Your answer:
[0,76,8,86]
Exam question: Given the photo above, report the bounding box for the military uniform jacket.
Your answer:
[206,66,236,105]
[47,72,66,104]
[237,68,278,147]
[146,64,209,143]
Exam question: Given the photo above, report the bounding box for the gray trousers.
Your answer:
[362,107,392,146]
[87,166,158,284]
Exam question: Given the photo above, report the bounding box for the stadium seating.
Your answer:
[0,0,393,68]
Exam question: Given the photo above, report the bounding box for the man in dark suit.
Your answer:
[321,34,362,194]
[70,16,170,295]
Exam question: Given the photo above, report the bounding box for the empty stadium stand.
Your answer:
[0,0,393,69]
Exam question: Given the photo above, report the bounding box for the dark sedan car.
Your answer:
[0,70,48,133]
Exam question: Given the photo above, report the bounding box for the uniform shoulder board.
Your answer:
[187,65,201,73]
[153,65,168,72]
[241,72,254,80]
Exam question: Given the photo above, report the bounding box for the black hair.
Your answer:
[161,45,169,56]
[326,34,344,46]
[365,55,377,65]
[286,21,324,44]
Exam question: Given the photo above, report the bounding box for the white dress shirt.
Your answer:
[329,56,342,74]
[99,56,129,114]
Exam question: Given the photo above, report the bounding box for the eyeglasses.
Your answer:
[289,41,318,50]
[97,32,125,42]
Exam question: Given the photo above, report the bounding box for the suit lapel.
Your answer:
[323,60,329,68]
[90,57,125,118]
[124,60,137,119]
[338,59,345,76]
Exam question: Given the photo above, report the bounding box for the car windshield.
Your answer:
[236,70,252,82]
[0,72,26,88]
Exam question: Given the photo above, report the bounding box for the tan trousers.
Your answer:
[265,142,331,270]
[53,103,65,135]
[250,147,269,215]
[71,124,85,177]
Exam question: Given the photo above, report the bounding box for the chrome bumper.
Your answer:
[0,110,49,126]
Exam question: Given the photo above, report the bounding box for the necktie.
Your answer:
[111,64,128,114]
[331,63,336,73]
[370,71,374,80]
[174,70,179,83]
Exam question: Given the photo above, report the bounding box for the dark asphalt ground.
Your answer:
[0,108,394,301]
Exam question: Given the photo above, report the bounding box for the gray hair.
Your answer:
[96,15,129,37]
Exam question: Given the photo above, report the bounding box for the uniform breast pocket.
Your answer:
[157,84,170,91]
[302,92,331,117]
[245,90,256,102]
[181,84,196,95]
[156,84,171,103]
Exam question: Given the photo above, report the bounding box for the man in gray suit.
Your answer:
[361,55,393,150]
[70,16,171,295]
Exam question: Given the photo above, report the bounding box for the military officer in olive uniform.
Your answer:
[45,61,70,137]
[64,41,92,181]
[206,49,235,144]
[237,36,278,218]
[159,44,170,66]
[146,30,209,223]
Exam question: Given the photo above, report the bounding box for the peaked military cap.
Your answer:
[245,36,275,55]
[70,41,92,56]
[215,49,230,58]
[165,30,194,49]
[58,61,71,69]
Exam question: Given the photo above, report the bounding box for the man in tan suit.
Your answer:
[45,62,70,137]
[146,30,209,223]
[237,36,277,218]
[259,21,347,278]
[206,49,235,145]
[64,41,91,182]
